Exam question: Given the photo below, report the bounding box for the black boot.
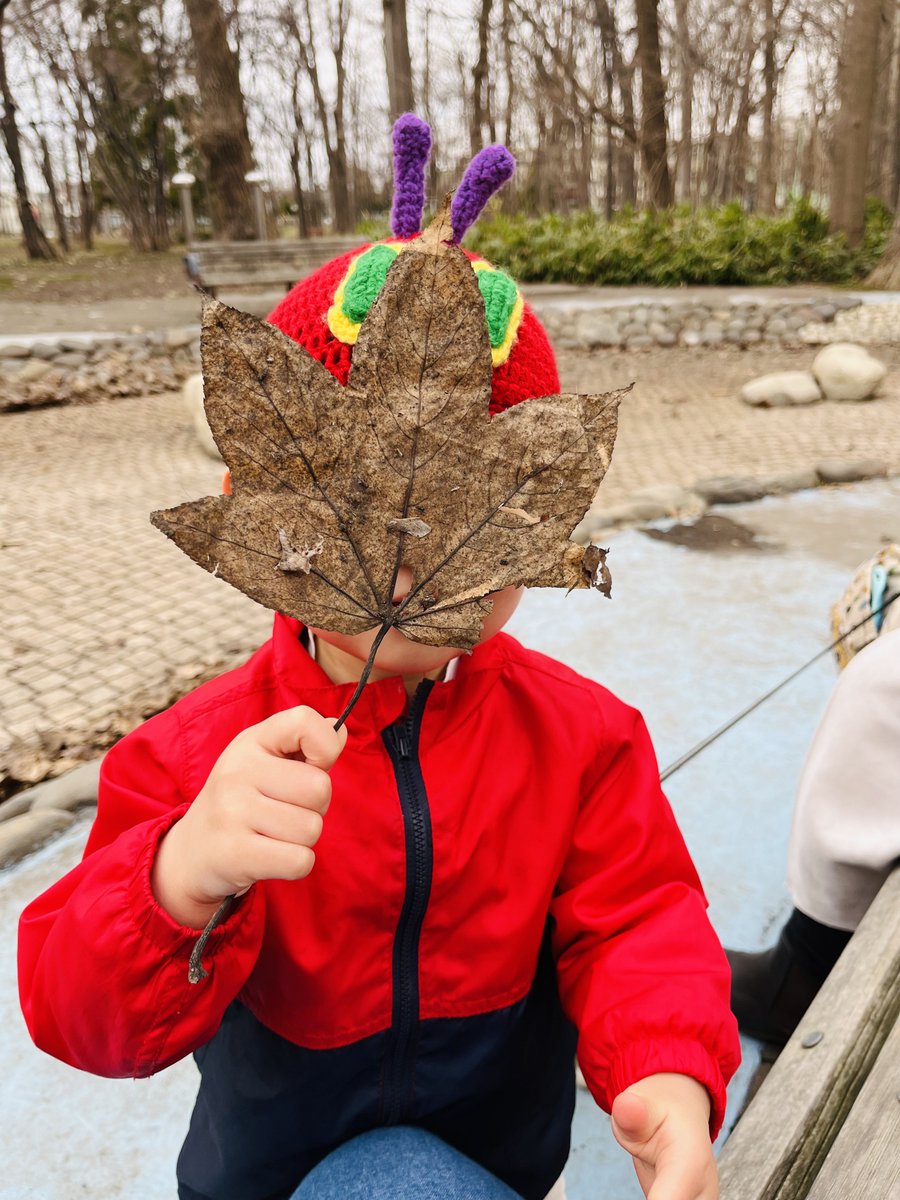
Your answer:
[726,909,852,1046]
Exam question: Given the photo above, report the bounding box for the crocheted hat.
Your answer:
[266,114,559,416]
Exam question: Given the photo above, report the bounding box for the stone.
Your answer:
[570,510,607,545]
[53,351,88,369]
[649,322,676,346]
[740,371,822,408]
[759,468,819,494]
[742,329,762,343]
[682,330,702,346]
[0,791,36,823]
[184,372,222,461]
[621,321,646,339]
[629,484,706,515]
[0,342,30,358]
[575,314,621,347]
[29,342,57,360]
[59,336,95,354]
[765,317,787,335]
[0,808,74,869]
[28,759,101,813]
[814,303,836,322]
[694,476,769,504]
[625,335,653,348]
[15,359,53,384]
[816,459,889,485]
[165,326,196,350]
[812,343,887,402]
[700,327,724,345]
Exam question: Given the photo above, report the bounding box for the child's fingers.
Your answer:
[248,706,347,768]
[250,794,325,849]
[250,757,333,814]
[241,835,317,884]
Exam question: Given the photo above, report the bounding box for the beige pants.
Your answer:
[786,628,900,931]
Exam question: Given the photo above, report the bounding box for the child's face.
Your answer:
[311,568,524,678]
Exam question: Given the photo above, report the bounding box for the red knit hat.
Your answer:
[265,116,560,417]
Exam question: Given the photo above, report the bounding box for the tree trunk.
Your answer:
[829,0,887,245]
[673,0,693,203]
[757,0,778,212]
[183,0,256,240]
[470,0,493,154]
[634,0,673,208]
[0,2,56,260]
[867,207,900,287]
[593,0,637,206]
[383,0,414,120]
[34,126,70,252]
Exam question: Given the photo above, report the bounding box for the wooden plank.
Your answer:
[718,868,900,1200]
[803,1015,900,1200]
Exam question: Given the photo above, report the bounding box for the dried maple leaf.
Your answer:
[152,199,622,657]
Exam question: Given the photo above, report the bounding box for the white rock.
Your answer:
[183,372,222,460]
[0,809,74,869]
[740,371,822,408]
[29,759,101,813]
[812,343,887,402]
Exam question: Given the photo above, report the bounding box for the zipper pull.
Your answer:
[396,730,411,760]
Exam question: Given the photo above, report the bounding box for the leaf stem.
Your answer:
[187,617,393,983]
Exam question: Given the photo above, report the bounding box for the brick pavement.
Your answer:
[2,342,900,782]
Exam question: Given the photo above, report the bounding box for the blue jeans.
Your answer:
[289,1127,524,1199]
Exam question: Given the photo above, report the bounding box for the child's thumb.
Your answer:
[611,1088,658,1148]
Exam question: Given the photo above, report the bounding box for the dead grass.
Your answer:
[0,236,185,304]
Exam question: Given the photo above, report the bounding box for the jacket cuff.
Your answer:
[128,804,260,959]
[606,1037,729,1140]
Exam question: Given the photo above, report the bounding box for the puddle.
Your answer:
[640,513,778,553]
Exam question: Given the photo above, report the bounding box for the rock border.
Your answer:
[533,294,864,352]
[0,759,100,870]
[0,328,200,413]
[571,459,895,543]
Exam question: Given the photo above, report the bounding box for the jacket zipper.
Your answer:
[380,680,435,1124]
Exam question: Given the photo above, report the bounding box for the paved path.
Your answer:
[2,343,899,780]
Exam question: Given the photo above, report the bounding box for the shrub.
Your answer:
[465,199,892,286]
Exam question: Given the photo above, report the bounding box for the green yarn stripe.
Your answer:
[477,269,519,348]
[342,244,399,324]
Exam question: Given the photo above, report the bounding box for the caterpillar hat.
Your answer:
[265,114,560,415]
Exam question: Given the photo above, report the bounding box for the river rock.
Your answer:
[28,759,102,814]
[184,372,221,460]
[694,476,769,504]
[628,483,706,516]
[576,314,621,347]
[1,343,30,359]
[0,808,74,869]
[812,343,887,401]
[740,371,822,408]
[16,359,54,384]
[816,459,888,485]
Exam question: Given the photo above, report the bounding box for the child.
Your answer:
[18,119,739,1200]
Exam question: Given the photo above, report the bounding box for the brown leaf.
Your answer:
[152,198,623,651]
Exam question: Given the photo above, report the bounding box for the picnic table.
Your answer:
[718,867,900,1199]
[184,236,361,297]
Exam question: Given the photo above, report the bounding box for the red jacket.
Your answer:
[19,616,739,1200]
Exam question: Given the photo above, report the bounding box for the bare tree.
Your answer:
[471,0,494,153]
[634,0,673,208]
[0,0,56,259]
[673,0,694,203]
[829,0,888,245]
[183,0,256,240]
[383,0,414,120]
[867,206,900,287]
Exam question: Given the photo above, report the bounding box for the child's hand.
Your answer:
[611,1073,717,1200]
[151,707,347,928]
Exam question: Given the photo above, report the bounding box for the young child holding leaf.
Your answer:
[19,118,739,1200]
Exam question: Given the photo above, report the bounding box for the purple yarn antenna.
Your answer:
[391,113,432,238]
[451,145,516,243]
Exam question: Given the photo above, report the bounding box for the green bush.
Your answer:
[465,199,892,286]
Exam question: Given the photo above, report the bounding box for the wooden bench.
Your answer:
[718,867,900,1199]
[185,237,361,297]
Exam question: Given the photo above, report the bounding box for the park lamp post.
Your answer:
[172,171,196,244]
[245,168,268,241]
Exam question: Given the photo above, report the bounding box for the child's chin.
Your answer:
[372,628,462,676]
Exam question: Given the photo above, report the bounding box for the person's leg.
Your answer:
[290,1127,523,1200]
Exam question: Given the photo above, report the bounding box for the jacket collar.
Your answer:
[270,613,508,743]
